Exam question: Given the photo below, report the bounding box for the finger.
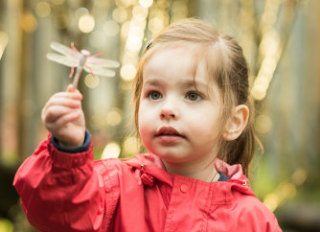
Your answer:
[52,91,83,100]
[45,110,82,133]
[42,98,81,122]
[50,110,82,128]
[42,92,82,114]
[66,84,76,93]
[46,98,81,109]
[66,84,83,95]
[44,106,78,124]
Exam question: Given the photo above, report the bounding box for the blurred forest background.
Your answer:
[0,0,319,231]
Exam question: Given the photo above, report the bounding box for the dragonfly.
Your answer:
[47,41,120,89]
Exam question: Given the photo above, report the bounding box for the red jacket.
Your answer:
[13,137,282,232]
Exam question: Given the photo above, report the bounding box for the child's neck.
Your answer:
[161,154,220,182]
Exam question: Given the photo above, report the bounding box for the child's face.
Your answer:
[138,47,223,164]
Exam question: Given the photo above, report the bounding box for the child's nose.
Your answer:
[160,100,179,120]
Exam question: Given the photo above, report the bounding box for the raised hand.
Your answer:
[41,85,86,148]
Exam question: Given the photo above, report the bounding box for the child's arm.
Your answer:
[13,85,107,232]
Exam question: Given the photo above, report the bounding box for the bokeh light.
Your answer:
[112,7,128,23]
[126,35,143,52]
[139,0,153,8]
[0,218,13,232]
[75,7,90,18]
[251,83,266,100]
[291,168,307,186]
[122,52,138,65]
[101,142,121,159]
[120,63,136,81]
[84,74,100,88]
[0,31,8,60]
[252,30,280,100]
[128,25,144,39]
[123,136,139,155]
[35,2,51,18]
[121,21,131,39]
[20,12,38,33]
[263,193,280,212]
[78,14,95,33]
[106,108,122,126]
[171,0,188,21]
[148,17,164,34]
[281,183,297,199]
[132,5,149,18]
[255,114,272,134]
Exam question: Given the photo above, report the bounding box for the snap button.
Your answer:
[180,184,189,193]
[105,186,111,193]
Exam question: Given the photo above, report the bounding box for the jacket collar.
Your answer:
[125,153,256,202]
[125,153,173,186]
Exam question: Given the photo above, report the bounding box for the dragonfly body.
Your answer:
[72,50,89,89]
[47,42,119,89]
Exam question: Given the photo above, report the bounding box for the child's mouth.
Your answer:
[155,126,185,144]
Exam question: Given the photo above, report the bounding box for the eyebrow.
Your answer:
[143,79,207,89]
[143,79,163,87]
[180,80,207,89]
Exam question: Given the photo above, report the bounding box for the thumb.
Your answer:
[66,84,82,99]
[66,84,75,93]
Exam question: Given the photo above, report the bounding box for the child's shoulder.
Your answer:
[230,190,281,230]
[234,191,272,214]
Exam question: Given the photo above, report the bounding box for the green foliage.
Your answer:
[251,155,279,200]
[0,218,13,232]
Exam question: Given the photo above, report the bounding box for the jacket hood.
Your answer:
[125,153,256,197]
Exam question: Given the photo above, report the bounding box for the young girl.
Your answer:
[13,19,282,232]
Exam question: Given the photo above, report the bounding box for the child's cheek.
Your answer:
[138,124,152,150]
[138,110,149,136]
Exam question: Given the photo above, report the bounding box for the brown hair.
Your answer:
[132,18,258,176]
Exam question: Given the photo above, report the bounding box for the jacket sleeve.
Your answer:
[13,135,109,232]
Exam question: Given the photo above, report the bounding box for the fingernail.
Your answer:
[66,85,72,92]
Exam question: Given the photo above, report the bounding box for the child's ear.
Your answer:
[223,105,249,141]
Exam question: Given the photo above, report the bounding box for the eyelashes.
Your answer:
[185,91,203,101]
[144,89,205,102]
[147,90,162,100]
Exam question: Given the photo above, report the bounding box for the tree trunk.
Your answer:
[16,0,33,158]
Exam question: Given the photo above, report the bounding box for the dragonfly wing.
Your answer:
[84,65,116,77]
[50,42,80,58]
[47,53,78,67]
[87,56,120,68]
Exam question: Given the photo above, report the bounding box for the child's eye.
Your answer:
[185,91,202,101]
[147,91,162,100]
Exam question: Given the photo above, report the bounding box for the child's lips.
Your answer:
[156,126,183,137]
[155,126,185,144]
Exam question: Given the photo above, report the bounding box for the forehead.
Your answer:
[142,46,207,85]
